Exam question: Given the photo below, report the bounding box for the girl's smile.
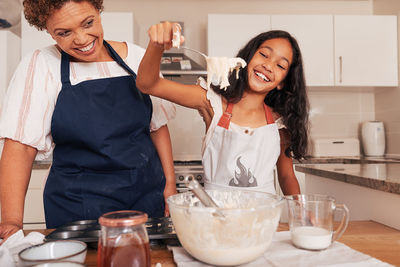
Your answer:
[247,38,293,93]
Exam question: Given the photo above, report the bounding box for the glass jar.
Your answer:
[97,210,150,267]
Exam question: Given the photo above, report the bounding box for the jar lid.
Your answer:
[99,210,148,227]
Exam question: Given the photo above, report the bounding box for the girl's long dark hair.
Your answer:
[212,30,309,159]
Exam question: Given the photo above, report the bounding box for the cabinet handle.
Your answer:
[339,56,343,83]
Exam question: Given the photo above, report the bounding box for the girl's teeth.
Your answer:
[255,72,269,82]
[78,41,94,52]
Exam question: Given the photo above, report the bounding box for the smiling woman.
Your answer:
[25,0,111,62]
[0,0,177,241]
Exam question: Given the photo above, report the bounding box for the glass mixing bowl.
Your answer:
[168,190,283,266]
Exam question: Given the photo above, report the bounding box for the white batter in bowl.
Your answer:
[168,190,283,266]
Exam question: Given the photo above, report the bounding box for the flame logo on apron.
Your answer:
[229,156,258,187]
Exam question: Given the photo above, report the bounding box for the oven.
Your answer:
[174,161,205,193]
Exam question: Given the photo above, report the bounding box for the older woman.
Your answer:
[0,0,176,239]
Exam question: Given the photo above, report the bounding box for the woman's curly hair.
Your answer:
[212,30,310,160]
[23,0,104,30]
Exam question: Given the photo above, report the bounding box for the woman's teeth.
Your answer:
[255,71,270,82]
[78,41,94,52]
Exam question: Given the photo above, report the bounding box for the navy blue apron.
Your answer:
[44,41,166,228]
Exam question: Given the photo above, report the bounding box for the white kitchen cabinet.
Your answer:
[0,30,20,105]
[334,15,398,86]
[208,14,270,57]
[23,169,49,229]
[271,15,335,86]
[208,14,398,87]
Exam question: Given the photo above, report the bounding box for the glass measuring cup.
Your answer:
[286,194,349,250]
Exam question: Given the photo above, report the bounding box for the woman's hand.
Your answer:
[0,222,22,244]
[0,139,37,244]
[147,21,184,51]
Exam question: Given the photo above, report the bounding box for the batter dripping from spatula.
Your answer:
[172,23,246,90]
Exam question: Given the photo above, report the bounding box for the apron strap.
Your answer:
[103,41,146,101]
[60,51,71,86]
[217,103,275,129]
[217,103,234,129]
[264,104,275,124]
[103,40,137,78]
[59,41,138,86]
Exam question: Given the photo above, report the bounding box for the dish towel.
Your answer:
[170,231,394,267]
[0,230,44,267]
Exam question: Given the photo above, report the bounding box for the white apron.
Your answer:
[202,102,281,194]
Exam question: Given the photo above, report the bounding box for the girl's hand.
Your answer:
[147,21,184,51]
[163,182,177,217]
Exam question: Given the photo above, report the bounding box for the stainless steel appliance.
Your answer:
[174,161,204,193]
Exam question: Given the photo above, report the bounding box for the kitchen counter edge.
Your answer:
[295,163,400,195]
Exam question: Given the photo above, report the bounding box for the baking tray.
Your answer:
[45,217,177,244]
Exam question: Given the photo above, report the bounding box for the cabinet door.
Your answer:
[24,169,49,229]
[271,15,334,86]
[208,14,270,57]
[334,15,398,86]
[0,31,21,104]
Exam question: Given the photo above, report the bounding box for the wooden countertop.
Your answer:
[25,220,400,267]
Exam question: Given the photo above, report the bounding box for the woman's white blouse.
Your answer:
[0,42,176,160]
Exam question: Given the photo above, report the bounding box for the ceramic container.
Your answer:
[18,240,87,266]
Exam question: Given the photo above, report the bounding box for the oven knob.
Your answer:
[178,175,184,181]
[196,175,202,181]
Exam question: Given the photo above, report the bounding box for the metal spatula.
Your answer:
[184,176,226,220]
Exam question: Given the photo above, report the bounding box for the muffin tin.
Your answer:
[45,217,177,244]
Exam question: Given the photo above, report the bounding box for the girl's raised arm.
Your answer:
[137,22,208,110]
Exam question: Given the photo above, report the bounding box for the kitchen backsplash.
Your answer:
[308,88,375,140]
[375,87,400,157]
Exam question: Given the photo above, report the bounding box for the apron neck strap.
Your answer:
[103,41,136,77]
[264,103,275,124]
[60,40,137,86]
[60,50,71,85]
[217,103,234,129]
[217,103,275,129]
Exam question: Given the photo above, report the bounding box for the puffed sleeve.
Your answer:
[0,49,59,160]
[149,96,176,132]
[197,76,222,118]
[275,117,286,129]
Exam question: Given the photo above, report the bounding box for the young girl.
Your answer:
[137,22,309,195]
